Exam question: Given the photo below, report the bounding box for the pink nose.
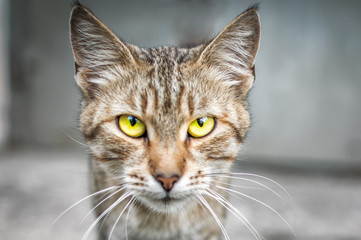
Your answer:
[156,174,179,191]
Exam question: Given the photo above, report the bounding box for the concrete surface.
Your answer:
[0,150,360,240]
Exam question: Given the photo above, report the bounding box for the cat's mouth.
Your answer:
[152,195,184,206]
[161,196,175,204]
[137,194,195,213]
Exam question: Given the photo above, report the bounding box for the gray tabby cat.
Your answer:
[70,2,260,240]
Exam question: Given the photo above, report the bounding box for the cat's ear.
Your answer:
[197,7,260,91]
[70,4,134,70]
[70,4,136,98]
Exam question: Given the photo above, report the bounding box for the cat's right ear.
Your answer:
[70,4,135,96]
[70,4,134,69]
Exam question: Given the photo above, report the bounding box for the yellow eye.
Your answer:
[188,117,215,138]
[118,115,146,138]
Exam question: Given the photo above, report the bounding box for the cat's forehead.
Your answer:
[136,46,201,65]
[135,47,191,141]
[137,47,225,109]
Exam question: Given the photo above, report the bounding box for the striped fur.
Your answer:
[70,3,260,240]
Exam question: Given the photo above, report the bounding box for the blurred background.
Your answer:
[0,0,360,239]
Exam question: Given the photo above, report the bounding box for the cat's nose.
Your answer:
[155,174,180,192]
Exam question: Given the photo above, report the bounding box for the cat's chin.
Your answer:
[138,196,195,214]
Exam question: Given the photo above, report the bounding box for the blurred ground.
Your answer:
[0,150,360,240]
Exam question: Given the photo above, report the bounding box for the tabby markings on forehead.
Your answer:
[140,91,148,115]
[187,93,195,117]
[176,85,186,115]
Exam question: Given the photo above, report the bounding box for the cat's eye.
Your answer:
[188,117,215,138]
[118,115,146,138]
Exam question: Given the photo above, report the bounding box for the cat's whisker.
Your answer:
[80,186,126,225]
[108,196,135,240]
[93,187,120,208]
[142,209,152,226]
[125,198,136,240]
[211,172,295,209]
[215,185,297,238]
[205,189,262,240]
[62,130,88,148]
[212,179,261,190]
[96,213,110,240]
[197,194,230,240]
[219,173,297,221]
[210,174,284,200]
[229,172,294,203]
[52,186,118,227]
[109,175,127,181]
[82,191,133,240]
[225,172,296,221]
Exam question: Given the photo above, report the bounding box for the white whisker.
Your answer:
[52,186,118,227]
[211,175,284,200]
[82,191,133,240]
[125,198,136,240]
[212,179,261,190]
[228,172,297,225]
[230,172,294,203]
[143,211,152,226]
[80,186,126,225]
[109,175,127,181]
[215,185,297,238]
[96,213,110,240]
[108,196,135,240]
[197,194,230,240]
[205,189,262,240]
[62,130,88,147]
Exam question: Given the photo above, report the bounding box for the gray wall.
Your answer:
[5,0,361,165]
[0,0,9,148]
[247,1,361,163]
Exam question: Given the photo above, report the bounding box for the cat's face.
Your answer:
[70,5,260,214]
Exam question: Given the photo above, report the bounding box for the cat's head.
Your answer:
[70,3,260,213]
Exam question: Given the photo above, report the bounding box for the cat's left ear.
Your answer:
[197,7,260,91]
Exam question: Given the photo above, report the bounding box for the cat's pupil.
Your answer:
[129,116,137,127]
[197,118,205,127]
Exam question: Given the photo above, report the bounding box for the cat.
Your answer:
[70,2,260,240]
